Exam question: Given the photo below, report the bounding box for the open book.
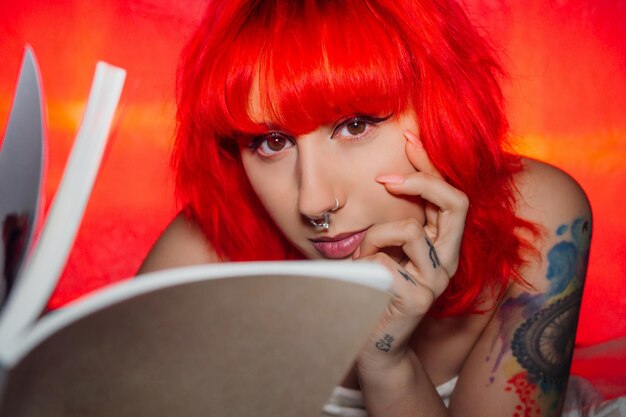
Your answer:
[0,48,392,417]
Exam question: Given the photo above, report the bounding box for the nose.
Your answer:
[296,138,341,222]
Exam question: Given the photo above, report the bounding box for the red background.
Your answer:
[1,0,625,397]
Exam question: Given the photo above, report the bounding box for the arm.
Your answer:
[355,131,467,417]
[450,159,592,417]
[353,146,590,416]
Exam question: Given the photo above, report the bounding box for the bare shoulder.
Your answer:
[450,159,593,416]
[514,157,591,230]
[509,157,592,292]
[137,213,219,275]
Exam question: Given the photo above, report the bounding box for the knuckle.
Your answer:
[446,259,460,277]
[455,190,470,211]
[432,274,451,297]
[404,288,436,314]
[390,273,440,316]
[402,218,424,239]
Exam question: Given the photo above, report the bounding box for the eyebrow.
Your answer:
[230,124,293,145]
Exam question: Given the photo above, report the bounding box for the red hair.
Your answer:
[173,0,537,316]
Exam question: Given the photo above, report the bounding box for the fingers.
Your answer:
[377,129,468,215]
[424,201,440,240]
[356,220,450,298]
[376,171,468,215]
[374,130,469,275]
[375,171,466,271]
[403,130,442,179]
[360,251,438,318]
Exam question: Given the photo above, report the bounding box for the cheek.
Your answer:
[338,134,425,222]
[340,132,413,185]
[241,153,299,229]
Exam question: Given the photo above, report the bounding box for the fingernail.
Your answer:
[404,131,422,147]
[375,174,405,185]
[352,246,361,260]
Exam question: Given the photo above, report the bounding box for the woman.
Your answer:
[140,0,592,416]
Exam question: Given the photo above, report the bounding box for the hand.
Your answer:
[354,130,469,373]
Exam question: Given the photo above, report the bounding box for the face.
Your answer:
[239,110,426,260]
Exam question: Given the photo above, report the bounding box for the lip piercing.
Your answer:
[309,198,339,231]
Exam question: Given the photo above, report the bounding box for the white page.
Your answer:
[0,61,126,347]
[0,47,45,306]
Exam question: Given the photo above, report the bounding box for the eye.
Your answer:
[248,132,295,158]
[332,115,390,141]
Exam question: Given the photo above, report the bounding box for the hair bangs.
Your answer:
[211,0,416,139]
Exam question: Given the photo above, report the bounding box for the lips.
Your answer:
[310,230,366,259]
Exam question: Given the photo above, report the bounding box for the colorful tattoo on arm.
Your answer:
[487,217,591,416]
[511,290,580,385]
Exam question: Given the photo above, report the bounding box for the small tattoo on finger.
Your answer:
[425,236,441,268]
[398,269,417,286]
[375,334,394,352]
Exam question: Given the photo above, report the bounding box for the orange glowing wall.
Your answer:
[0,0,624,347]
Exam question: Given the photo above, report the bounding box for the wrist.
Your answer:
[356,347,419,387]
[357,353,425,416]
[357,314,424,373]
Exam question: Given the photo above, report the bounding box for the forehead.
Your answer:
[219,1,414,137]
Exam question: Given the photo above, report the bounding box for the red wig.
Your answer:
[173,0,537,316]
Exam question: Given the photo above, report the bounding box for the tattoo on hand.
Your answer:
[425,235,441,269]
[398,269,417,286]
[375,334,394,352]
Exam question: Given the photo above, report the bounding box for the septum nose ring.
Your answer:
[309,198,340,231]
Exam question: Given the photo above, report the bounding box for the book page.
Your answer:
[0,60,125,347]
[0,47,45,307]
